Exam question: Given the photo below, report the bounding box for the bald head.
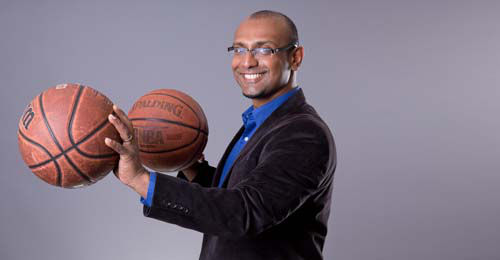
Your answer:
[247,10,299,45]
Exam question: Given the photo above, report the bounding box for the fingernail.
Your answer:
[104,137,110,144]
[109,114,116,120]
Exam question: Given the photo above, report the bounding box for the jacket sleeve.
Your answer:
[143,119,335,238]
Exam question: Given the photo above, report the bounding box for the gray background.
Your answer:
[1,0,499,259]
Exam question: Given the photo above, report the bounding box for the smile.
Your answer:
[242,72,266,80]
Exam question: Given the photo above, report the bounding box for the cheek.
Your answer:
[231,58,239,71]
[267,61,284,81]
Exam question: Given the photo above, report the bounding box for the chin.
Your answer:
[240,85,263,99]
[242,90,260,99]
[242,92,260,99]
[243,90,277,100]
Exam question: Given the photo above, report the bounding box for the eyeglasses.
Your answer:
[227,42,298,57]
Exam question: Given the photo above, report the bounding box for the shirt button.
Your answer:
[244,137,249,142]
[167,202,171,207]
[179,206,184,210]
[184,209,189,213]
[173,204,177,209]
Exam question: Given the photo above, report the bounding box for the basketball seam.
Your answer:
[130,118,208,135]
[173,129,208,172]
[39,89,92,185]
[21,122,118,169]
[68,86,117,159]
[18,129,62,186]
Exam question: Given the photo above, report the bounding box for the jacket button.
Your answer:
[184,209,189,213]
[167,202,171,207]
[172,204,177,209]
[179,206,184,210]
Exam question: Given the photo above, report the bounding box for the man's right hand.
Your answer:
[182,154,205,182]
[105,105,150,197]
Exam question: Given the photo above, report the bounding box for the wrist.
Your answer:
[129,168,150,198]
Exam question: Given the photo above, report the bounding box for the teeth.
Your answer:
[243,73,263,80]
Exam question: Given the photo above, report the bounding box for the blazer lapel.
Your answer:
[212,126,245,187]
[218,89,307,187]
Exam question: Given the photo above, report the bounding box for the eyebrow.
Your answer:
[232,40,278,48]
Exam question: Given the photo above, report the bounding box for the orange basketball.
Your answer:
[17,84,120,188]
[128,89,208,172]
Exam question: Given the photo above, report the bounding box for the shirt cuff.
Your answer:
[140,171,157,207]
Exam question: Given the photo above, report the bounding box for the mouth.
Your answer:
[240,72,266,83]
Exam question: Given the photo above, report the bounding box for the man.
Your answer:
[105,10,336,260]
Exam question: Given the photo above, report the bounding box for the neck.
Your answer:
[252,73,298,108]
[252,84,295,108]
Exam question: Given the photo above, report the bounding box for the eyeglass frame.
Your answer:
[227,42,299,57]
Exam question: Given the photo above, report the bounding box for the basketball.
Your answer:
[128,89,208,172]
[17,84,120,188]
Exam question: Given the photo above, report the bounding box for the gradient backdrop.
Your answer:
[1,0,499,259]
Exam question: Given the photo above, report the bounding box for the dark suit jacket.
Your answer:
[143,89,336,260]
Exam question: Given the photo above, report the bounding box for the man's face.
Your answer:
[231,17,293,103]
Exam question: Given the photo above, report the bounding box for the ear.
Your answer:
[289,46,304,71]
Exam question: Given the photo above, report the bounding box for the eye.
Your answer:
[234,47,247,54]
[254,48,273,55]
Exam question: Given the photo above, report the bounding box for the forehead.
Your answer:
[233,17,289,46]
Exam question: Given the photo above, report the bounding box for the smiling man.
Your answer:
[105,10,337,260]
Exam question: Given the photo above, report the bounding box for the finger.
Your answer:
[105,137,127,154]
[198,153,205,163]
[113,105,134,131]
[108,114,133,142]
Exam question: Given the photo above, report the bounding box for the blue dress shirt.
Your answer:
[217,88,300,187]
[141,87,300,206]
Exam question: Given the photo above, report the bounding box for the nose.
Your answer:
[240,51,258,68]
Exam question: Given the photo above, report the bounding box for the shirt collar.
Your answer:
[241,87,300,128]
